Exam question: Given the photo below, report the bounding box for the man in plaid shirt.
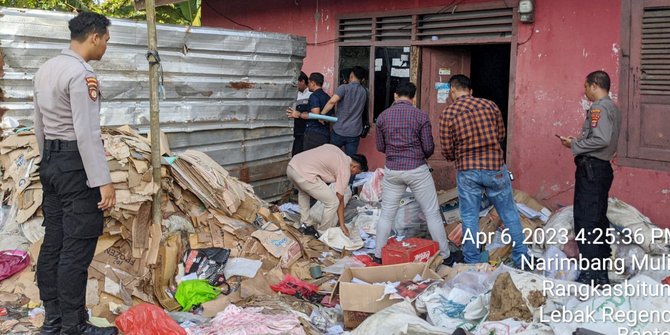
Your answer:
[440,75,529,268]
[374,83,452,264]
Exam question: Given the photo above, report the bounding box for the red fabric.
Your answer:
[0,250,30,281]
[353,255,380,267]
[115,303,186,335]
[270,275,319,298]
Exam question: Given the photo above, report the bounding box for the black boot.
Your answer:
[40,301,61,335]
[61,309,118,335]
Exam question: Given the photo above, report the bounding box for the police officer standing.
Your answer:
[33,12,117,335]
[559,70,621,287]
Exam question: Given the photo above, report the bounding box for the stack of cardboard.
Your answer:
[0,132,42,224]
[0,126,338,322]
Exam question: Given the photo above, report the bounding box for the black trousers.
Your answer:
[292,134,304,156]
[302,129,330,152]
[37,140,104,326]
[574,155,613,262]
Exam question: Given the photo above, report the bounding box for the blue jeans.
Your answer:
[331,132,360,156]
[457,165,528,266]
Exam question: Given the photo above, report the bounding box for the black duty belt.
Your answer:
[44,139,79,152]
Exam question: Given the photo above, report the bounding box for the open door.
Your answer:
[420,47,471,191]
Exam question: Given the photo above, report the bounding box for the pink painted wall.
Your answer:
[203,0,670,226]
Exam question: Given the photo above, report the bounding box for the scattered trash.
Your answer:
[115,303,186,335]
[175,280,222,311]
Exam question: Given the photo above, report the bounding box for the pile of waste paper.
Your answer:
[1,126,669,335]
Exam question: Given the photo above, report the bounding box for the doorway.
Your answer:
[419,44,511,191]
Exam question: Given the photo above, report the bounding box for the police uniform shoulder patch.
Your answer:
[85,76,98,102]
[590,109,601,128]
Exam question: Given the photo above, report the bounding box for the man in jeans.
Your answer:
[320,66,368,155]
[439,75,528,267]
[374,83,452,264]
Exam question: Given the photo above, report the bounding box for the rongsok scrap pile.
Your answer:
[0,126,339,325]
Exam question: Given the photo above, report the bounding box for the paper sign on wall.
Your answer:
[392,58,403,67]
[403,47,411,53]
[391,68,409,78]
[435,82,451,104]
[400,54,409,61]
[439,68,451,76]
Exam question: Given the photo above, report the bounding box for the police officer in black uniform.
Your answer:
[33,12,117,335]
[560,71,621,286]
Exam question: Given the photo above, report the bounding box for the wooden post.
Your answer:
[145,0,162,238]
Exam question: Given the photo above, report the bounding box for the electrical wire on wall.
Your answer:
[203,1,256,31]
[517,22,535,45]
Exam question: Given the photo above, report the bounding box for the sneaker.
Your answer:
[299,224,320,238]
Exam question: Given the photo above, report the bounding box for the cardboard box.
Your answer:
[381,237,438,265]
[337,263,440,328]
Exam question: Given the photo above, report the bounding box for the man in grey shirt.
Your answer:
[320,66,368,156]
[33,12,117,335]
[559,70,621,287]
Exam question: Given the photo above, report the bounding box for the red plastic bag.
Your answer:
[0,250,30,281]
[270,274,319,298]
[115,303,186,335]
[354,254,380,267]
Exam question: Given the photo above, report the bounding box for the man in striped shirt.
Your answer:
[375,83,451,264]
[439,75,529,268]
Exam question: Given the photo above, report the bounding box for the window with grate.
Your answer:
[416,7,513,42]
[375,16,412,41]
[339,18,373,42]
[620,0,670,170]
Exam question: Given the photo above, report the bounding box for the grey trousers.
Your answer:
[375,164,450,258]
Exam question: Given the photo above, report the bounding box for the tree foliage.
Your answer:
[0,0,201,26]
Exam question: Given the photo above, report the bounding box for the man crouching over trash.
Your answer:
[286,144,367,237]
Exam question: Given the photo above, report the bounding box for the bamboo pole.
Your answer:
[145,0,163,237]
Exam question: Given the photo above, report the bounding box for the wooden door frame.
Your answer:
[335,1,519,166]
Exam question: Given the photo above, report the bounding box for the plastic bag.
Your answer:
[360,168,384,202]
[175,280,221,311]
[393,194,428,238]
[115,303,186,335]
[322,256,366,275]
[0,250,30,281]
[183,248,231,286]
[352,300,446,335]
[270,274,319,299]
[607,198,670,255]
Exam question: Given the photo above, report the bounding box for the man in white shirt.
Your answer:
[292,71,312,156]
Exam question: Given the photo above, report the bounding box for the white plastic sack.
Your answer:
[543,206,574,245]
[318,227,364,251]
[609,243,646,282]
[351,206,381,236]
[607,198,670,255]
[542,245,579,281]
[549,274,670,335]
[359,168,384,203]
[322,256,366,275]
[475,320,554,335]
[351,300,447,335]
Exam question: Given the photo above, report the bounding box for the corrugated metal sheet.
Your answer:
[0,7,306,200]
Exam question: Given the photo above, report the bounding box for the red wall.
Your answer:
[203,0,670,226]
